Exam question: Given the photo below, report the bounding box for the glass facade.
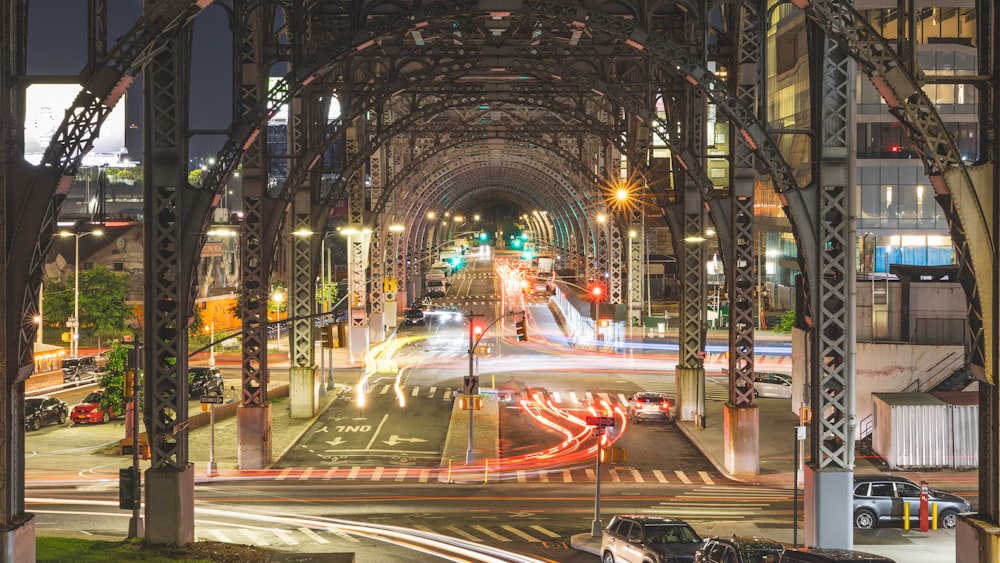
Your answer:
[759,2,974,282]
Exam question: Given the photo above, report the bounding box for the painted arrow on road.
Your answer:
[325,437,347,447]
[382,435,428,446]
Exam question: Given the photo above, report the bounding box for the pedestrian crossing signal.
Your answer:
[515,317,528,342]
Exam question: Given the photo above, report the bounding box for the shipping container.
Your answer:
[871,392,978,470]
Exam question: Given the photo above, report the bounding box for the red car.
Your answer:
[70,390,120,424]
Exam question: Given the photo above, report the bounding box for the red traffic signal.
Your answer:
[590,284,603,300]
[473,324,484,337]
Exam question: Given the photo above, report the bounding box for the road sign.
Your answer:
[585,416,615,427]
[384,276,398,293]
[200,394,224,404]
[463,375,479,395]
[66,317,79,328]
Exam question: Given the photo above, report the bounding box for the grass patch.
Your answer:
[37,537,271,563]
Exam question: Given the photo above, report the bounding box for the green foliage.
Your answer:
[98,341,135,416]
[42,265,134,342]
[772,310,796,333]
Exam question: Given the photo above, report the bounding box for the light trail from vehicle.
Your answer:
[28,498,554,563]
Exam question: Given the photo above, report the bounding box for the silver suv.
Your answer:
[601,515,702,563]
[853,474,972,529]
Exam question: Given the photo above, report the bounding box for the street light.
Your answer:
[59,227,103,357]
[271,289,285,353]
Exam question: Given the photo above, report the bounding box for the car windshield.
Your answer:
[25,398,43,413]
[405,309,422,317]
[645,524,700,543]
[82,392,103,403]
[738,546,783,563]
[61,360,79,368]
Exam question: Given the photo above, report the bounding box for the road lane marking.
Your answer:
[298,527,330,544]
[471,525,511,542]
[298,468,313,480]
[652,470,668,483]
[276,468,293,481]
[516,471,527,483]
[272,529,298,544]
[569,392,579,405]
[372,467,384,480]
[242,529,267,545]
[699,471,715,485]
[419,469,431,482]
[628,468,644,483]
[209,530,232,543]
[364,414,390,450]
[530,525,561,539]
[501,525,540,542]
[617,393,630,406]
[608,469,621,482]
[551,391,562,403]
[562,469,573,483]
[395,468,408,481]
[428,386,437,397]
[445,525,481,541]
[675,470,692,484]
[411,387,420,397]
[347,466,361,480]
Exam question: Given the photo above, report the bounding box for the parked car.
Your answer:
[24,396,69,431]
[601,515,702,563]
[782,548,896,563]
[61,356,98,383]
[627,392,672,423]
[403,307,425,326]
[694,536,784,563]
[70,390,120,424]
[752,372,792,399]
[189,367,225,399]
[852,474,972,529]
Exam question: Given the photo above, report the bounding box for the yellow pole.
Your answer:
[931,503,938,531]
[484,459,489,484]
[904,503,910,530]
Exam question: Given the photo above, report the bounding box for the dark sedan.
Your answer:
[25,396,69,431]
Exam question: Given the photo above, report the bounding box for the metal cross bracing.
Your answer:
[7,0,1000,559]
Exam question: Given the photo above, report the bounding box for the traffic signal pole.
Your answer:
[463,310,525,464]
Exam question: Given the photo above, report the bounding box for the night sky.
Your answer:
[28,0,234,160]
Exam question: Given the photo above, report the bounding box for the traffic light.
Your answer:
[119,467,140,509]
[590,283,603,300]
[472,324,484,339]
[515,315,528,342]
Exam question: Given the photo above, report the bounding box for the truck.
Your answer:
[537,257,554,275]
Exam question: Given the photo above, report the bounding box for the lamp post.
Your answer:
[271,289,285,353]
[60,228,103,357]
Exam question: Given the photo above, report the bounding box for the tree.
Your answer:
[98,341,133,416]
[772,310,796,334]
[43,265,135,345]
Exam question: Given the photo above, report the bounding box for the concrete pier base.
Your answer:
[144,465,194,545]
[957,516,1000,563]
[237,403,272,469]
[289,366,318,418]
[804,465,853,549]
[369,313,385,342]
[676,366,705,426]
[349,325,368,363]
[0,514,34,562]
[722,403,759,476]
[385,300,398,329]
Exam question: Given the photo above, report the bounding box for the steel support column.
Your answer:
[675,193,707,428]
[141,25,201,545]
[346,123,369,361]
[722,0,763,477]
[801,22,856,549]
[288,192,318,418]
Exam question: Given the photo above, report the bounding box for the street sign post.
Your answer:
[199,395,224,404]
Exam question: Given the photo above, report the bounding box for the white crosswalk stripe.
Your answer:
[282,465,718,485]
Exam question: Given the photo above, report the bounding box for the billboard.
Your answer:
[23,83,127,166]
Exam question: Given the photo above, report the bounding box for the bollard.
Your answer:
[919,481,930,532]
[932,502,938,531]
[904,502,910,530]
[484,459,489,484]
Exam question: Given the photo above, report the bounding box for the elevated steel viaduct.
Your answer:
[1,0,998,560]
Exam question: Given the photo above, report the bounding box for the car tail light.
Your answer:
[660,401,670,411]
